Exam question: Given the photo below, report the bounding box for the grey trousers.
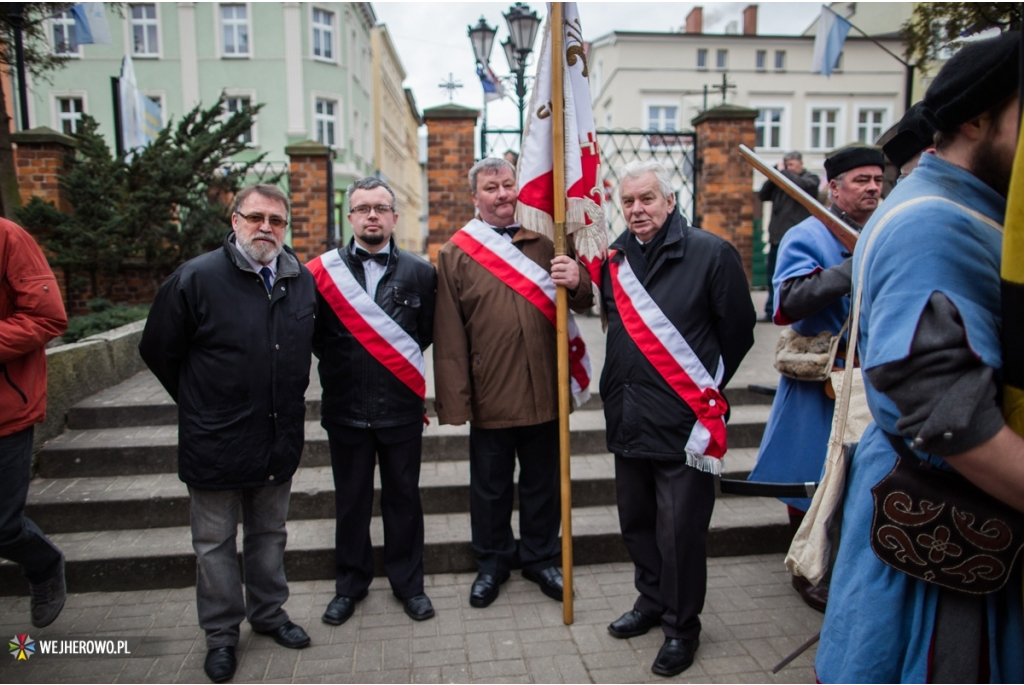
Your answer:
[188,483,292,649]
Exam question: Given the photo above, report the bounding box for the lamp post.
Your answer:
[467,2,541,155]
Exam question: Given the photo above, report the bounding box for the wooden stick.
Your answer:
[738,144,859,253]
[549,1,573,626]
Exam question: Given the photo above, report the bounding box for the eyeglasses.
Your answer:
[350,204,395,216]
[235,212,288,229]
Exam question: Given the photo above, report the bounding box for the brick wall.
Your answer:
[693,104,759,283]
[12,127,76,213]
[424,104,479,264]
[286,140,331,265]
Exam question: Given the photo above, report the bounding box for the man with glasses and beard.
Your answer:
[309,178,437,626]
[140,184,317,683]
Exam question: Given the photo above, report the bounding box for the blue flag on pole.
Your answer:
[71,3,112,46]
[811,5,851,77]
[477,63,505,103]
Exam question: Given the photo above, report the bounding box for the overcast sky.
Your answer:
[374,1,825,129]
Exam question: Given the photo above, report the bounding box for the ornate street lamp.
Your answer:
[468,3,541,155]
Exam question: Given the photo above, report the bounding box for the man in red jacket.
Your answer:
[0,218,68,628]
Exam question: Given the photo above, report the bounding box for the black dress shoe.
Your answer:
[522,566,563,602]
[469,571,510,608]
[204,646,236,683]
[607,609,660,639]
[322,590,368,625]
[792,575,829,613]
[402,593,435,621]
[651,636,699,677]
[256,620,311,649]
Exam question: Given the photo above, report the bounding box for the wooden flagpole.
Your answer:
[549,1,573,626]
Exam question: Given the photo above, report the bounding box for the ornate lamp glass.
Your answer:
[503,3,541,57]
[501,36,520,73]
[468,16,496,66]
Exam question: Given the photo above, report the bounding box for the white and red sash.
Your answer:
[449,220,592,407]
[607,250,728,472]
[307,249,426,400]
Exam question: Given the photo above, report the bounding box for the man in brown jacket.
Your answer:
[434,157,593,608]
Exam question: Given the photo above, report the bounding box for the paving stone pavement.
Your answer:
[0,555,821,684]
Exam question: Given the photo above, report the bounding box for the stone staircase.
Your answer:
[3,316,790,596]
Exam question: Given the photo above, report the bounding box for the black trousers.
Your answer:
[764,242,780,317]
[327,423,425,599]
[0,427,62,584]
[469,420,560,575]
[614,454,715,641]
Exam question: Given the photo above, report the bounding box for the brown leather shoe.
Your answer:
[792,575,828,613]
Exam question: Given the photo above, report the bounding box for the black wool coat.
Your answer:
[312,239,437,431]
[140,233,317,490]
[600,208,756,461]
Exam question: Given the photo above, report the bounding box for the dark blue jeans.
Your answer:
[0,427,62,583]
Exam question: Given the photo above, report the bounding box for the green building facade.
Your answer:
[25,2,378,243]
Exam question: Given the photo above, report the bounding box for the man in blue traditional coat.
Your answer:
[817,31,1024,683]
[748,145,884,611]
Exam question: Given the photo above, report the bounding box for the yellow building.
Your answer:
[371,25,425,253]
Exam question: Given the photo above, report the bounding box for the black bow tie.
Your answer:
[355,248,389,266]
[494,226,519,239]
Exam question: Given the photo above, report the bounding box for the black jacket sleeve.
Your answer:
[311,291,326,360]
[758,179,776,202]
[778,258,852,321]
[417,267,438,350]
[710,241,756,387]
[866,292,1004,456]
[138,271,196,403]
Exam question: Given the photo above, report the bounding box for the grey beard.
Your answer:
[239,234,282,264]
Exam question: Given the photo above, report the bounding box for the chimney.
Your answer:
[743,5,757,35]
[685,7,703,34]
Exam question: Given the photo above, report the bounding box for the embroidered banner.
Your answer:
[449,220,592,406]
[308,250,426,400]
[608,250,728,471]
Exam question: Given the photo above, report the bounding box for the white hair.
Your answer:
[618,160,673,199]
[469,157,516,195]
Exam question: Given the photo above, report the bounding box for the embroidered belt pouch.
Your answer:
[869,432,1024,594]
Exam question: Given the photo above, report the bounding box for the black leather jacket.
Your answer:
[313,239,437,430]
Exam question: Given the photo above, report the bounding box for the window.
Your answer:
[756,50,766,71]
[716,49,728,70]
[221,4,250,57]
[697,48,707,70]
[857,108,887,144]
[755,108,783,149]
[130,4,159,56]
[774,50,786,72]
[224,96,253,145]
[312,8,334,60]
[314,98,336,147]
[52,10,79,56]
[647,105,678,132]
[57,97,84,134]
[811,108,839,149]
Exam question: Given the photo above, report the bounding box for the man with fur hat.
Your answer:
[817,31,1024,682]
[748,144,884,612]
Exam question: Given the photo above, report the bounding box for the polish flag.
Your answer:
[515,2,606,289]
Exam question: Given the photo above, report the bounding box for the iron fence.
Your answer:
[478,128,697,240]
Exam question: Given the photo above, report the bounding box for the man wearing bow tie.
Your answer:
[433,158,594,607]
[311,177,437,626]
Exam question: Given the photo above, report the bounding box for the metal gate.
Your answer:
[480,128,698,240]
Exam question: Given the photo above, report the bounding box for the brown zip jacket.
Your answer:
[433,226,593,429]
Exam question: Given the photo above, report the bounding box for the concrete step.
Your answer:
[25,450,761,534]
[0,498,790,596]
[66,371,771,430]
[38,407,770,479]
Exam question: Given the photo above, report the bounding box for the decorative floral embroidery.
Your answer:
[917,526,963,564]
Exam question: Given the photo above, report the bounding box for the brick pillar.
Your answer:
[286,140,331,265]
[424,104,479,264]
[692,104,759,282]
[12,126,76,212]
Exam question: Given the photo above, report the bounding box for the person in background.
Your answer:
[757,151,820,322]
[0,217,68,629]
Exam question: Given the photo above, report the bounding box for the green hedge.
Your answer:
[63,300,150,344]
